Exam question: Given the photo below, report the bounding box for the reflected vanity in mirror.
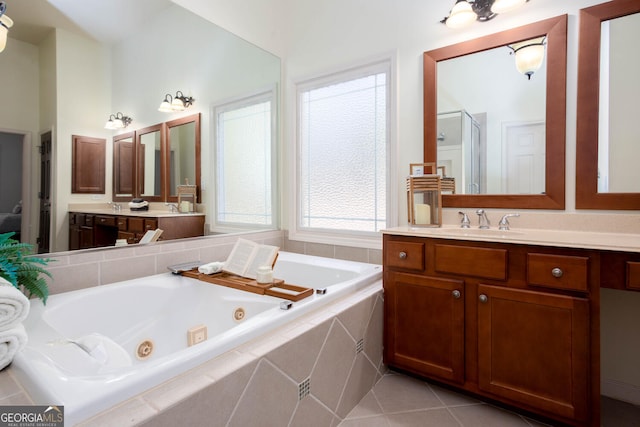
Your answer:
[424,15,567,209]
[576,0,640,209]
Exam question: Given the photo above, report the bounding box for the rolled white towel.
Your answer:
[198,261,225,275]
[0,324,27,371]
[0,278,30,331]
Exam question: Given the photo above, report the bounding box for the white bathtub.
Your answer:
[11,251,381,425]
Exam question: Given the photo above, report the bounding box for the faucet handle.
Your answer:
[458,211,471,228]
[498,213,520,231]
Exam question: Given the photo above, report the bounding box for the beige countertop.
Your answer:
[69,208,205,218]
[383,225,640,253]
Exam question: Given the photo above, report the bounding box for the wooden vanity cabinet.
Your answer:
[383,234,599,427]
[69,212,204,249]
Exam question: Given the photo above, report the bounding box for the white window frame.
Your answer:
[212,87,279,233]
[289,57,397,249]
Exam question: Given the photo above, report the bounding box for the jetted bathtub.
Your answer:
[11,251,382,425]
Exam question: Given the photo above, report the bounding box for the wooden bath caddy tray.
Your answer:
[181,270,313,301]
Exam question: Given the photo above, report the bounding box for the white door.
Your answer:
[503,122,545,194]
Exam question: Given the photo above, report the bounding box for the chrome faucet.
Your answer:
[476,209,490,229]
[165,203,179,213]
[458,211,471,228]
[108,202,121,212]
[498,213,520,231]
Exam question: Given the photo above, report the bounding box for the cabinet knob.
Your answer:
[551,267,563,278]
[479,294,488,303]
[452,290,461,299]
[399,251,407,259]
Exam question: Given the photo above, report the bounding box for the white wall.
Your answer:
[52,29,111,252]
[0,38,40,243]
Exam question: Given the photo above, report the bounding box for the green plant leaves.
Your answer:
[0,232,52,304]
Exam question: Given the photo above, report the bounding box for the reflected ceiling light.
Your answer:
[508,36,546,80]
[104,112,132,130]
[158,91,195,112]
[0,2,14,53]
[441,0,529,28]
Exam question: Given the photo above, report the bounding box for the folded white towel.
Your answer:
[0,278,30,331]
[0,324,27,370]
[198,261,225,275]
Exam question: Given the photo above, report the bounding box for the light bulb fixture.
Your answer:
[0,2,14,53]
[441,0,529,28]
[508,36,546,80]
[104,112,133,130]
[158,91,195,112]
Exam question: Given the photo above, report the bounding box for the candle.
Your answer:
[414,204,431,225]
[180,201,190,213]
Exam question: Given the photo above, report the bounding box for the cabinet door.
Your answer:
[79,226,94,249]
[72,135,106,194]
[385,272,465,383]
[477,284,589,423]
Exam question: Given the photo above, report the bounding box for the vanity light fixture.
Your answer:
[158,91,195,112]
[104,112,133,130]
[508,36,546,80]
[0,2,14,53]
[441,0,529,29]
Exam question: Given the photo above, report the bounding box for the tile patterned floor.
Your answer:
[339,372,640,427]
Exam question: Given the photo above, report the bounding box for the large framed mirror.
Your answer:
[424,15,567,209]
[576,0,640,209]
[167,113,201,203]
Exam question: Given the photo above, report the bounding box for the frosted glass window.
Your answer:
[216,94,274,227]
[299,66,388,233]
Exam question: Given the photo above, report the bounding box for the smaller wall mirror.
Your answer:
[137,124,164,201]
[113,132,135,198]
[167,113,201,202]
[576,0,640,209]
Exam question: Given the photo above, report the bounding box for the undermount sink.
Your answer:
[420,227,525,239]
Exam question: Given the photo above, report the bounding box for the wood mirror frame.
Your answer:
[575,0,640,210]
[424,15,567,209]
[166,113,201,203]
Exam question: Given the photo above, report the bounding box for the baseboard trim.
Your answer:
[601,378,640,405]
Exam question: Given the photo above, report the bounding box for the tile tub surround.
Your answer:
[41,230,285,295]
[66,283,383,426]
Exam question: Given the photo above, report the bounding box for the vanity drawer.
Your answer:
[128,217,144,232]
[435,244,507,280]
[626,262,640,291]
[117,231,136,245]
[527,253,589,292]
[144,219,158,231]
[95,215,115,227]
[385,240,425,271]
[116,217,128,230]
